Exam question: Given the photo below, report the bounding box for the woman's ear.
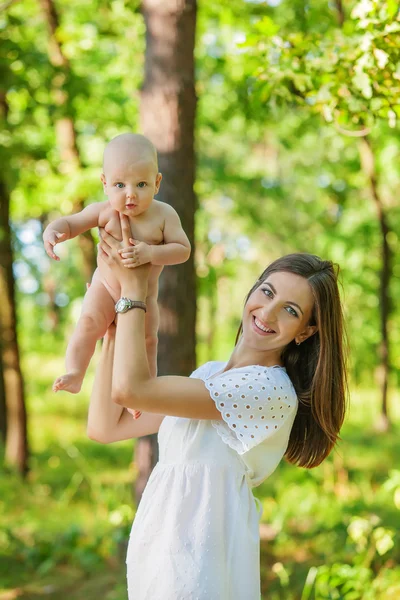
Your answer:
[297,325,318,345]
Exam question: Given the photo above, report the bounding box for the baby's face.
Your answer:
[101,157,161,217]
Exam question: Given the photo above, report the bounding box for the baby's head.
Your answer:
[101,133,162,216]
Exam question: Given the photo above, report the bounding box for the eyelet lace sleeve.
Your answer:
[190,362,218,380]
[204,366,297,455]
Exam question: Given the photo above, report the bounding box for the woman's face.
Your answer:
[242,271,317,355]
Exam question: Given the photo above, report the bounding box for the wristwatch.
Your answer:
[115,297,147,314]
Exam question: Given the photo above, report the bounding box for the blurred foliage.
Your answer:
[2,0,399,386]
[1,0,400,597]
[1,355,400,598]
[195,0,400,385]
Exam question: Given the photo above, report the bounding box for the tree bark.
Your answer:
[39,0,97,282]
[206,267,217,362]
[0,179,29,474]
[135,0,197,504]
[334,0,345,27]
[0,341,7,445]
[359,137,391,431]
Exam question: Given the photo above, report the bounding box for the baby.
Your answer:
[43,133,191,398]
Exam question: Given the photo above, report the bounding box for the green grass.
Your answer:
[1,353,400,599]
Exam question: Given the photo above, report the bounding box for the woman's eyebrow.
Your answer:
[264,282,304,316]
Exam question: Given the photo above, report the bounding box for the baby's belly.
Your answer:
[96,257,163,300]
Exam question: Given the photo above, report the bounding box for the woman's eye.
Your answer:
[262,287,298,317]
[261,288,273,298]
[116,183,124,189]
[138,182,147,188]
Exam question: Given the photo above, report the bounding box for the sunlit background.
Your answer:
[1,0,400,598]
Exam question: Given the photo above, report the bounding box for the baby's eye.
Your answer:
[115,183,125,189]
[137,181,147,188]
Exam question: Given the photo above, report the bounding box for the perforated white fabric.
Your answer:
[126,361,298,599]
[205,365,297,455]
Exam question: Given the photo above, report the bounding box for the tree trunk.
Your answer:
[0,179,29,474]
[359,137,391,431]
[206,267,217,362]
[334,0,345,27]
[39,0,97,282]
[0,344,7,445]
[135,0,197,504]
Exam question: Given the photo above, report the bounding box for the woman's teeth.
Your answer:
[254,317,275,333]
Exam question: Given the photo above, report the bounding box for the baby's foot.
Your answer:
[53,372,84,394]
[127,408,142,420]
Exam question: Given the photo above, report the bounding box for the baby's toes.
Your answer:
[53,376,64,392]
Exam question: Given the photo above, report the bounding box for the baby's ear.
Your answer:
[155,172,162,193]
[100,173,107,192]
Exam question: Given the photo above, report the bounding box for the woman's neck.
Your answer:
[224,339,284,371]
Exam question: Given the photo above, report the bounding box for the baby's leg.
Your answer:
[53,278,115,393]
[127,295,159,419]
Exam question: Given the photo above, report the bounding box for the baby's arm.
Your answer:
[120,204,191,268]
[43,202,107,260]
[152,203,191,265]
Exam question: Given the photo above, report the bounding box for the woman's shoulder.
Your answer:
[213,363,292,382]
[191,362,295,395]
[207,364,296,398]
[190,361,225,381]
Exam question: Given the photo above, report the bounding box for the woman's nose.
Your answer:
[259,304,278,324]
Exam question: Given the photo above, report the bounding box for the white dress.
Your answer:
[126,361,298,600]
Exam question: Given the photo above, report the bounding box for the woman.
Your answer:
[87,214,348,599]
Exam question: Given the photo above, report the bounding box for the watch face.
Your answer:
[116,298,129,313]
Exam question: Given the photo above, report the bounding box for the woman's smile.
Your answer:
[252,316,276,336]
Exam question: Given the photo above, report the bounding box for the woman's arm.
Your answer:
[99,215,222,421]
[87,325,164,443]
[111,301,222,420]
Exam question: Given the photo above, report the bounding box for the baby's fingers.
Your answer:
[118,246,134,255]
[45,241,60,261]
[122,257,138,267]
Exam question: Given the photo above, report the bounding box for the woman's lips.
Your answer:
[252,315,276,336]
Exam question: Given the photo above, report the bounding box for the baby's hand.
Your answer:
[43,230,68,261]
[118,239,152,268]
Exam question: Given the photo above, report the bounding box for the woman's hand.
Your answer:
[98,214,151,293]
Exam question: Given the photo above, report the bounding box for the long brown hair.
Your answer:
[235,253,348,468]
